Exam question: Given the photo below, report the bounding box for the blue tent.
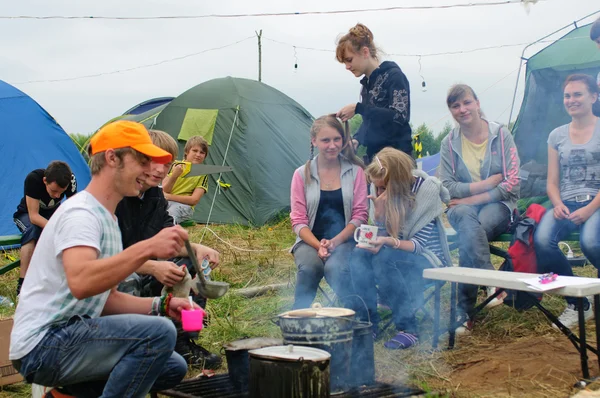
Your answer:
[122,97,174,116]
[416,152,441,176]
[0,80,91,236]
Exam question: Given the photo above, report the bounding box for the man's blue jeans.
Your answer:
[447,202,511,315]
[14,314,187,398]
[349,246,430,335]
[534,200,600,306]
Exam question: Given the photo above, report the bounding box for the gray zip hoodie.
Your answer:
[439,120,520,212]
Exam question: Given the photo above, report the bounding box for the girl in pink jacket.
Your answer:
[289,114,368,309]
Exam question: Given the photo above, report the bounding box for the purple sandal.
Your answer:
[384,332,418,350]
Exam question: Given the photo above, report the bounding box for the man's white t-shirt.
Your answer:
[10,191,122,360]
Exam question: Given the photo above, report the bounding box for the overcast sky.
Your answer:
[2,0,599,135]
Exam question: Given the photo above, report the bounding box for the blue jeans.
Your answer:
[14,314,187,398]
[292,241,354,309]
[350,246,430,335]
[534,200,600,306]
[447,202,511,315]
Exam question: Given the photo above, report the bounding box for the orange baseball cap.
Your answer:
[90,121,172,164]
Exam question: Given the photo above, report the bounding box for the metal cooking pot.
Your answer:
[248,345,330,398]
[276,307,355,394]
[222,337,282,391]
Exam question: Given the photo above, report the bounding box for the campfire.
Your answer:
[157,373,423,398]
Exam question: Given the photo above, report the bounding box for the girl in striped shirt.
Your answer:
[350,148,451,349]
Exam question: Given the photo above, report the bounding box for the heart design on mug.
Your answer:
[365,232,373,239]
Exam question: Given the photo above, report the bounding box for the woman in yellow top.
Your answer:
[162,136,209,224]
[439,84,520,335]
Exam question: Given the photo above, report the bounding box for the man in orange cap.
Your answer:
[10,121,194,397]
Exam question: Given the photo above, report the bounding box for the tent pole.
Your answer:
[507,55,525,128]
[199,107,240,243]
[256,30,263,82]
[507,9,600,127]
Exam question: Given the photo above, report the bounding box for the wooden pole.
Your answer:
[255,29,262,82]
[234,283,288,298]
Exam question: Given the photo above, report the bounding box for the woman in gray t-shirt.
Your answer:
[534,74,600,329]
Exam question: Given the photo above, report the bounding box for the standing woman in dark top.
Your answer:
[289,115,368,309]
[336,23,413,162]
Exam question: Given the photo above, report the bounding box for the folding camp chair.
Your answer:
[0,234,21,276]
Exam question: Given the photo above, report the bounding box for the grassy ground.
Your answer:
[0,220,599,397]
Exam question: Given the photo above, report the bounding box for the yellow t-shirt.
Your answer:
[461,134,488,182]
[170,174,209,197]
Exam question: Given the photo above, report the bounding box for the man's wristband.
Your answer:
[160,293,172,317]
[150,297,161,316]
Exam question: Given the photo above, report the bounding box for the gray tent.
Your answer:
[154,77,313,226]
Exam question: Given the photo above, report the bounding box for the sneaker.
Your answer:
[384,332,419,350]
[553,301,594,330]
[485,287,505,309]
[184,340,223,369]
[454,314,473,336]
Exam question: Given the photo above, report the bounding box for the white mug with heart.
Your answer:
[354,224,379,248]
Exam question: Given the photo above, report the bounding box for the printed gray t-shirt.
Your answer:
[547,119,600,201]
[9,191,121,360]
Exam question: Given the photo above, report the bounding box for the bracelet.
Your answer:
[164,293,172,316]
[150,297,161,316]
[393,238,401,250]
[158,293,173,317]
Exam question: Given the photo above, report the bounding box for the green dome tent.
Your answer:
[513,22,600,165]
[154,77,313,226]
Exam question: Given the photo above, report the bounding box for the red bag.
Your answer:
[501,204,546,310]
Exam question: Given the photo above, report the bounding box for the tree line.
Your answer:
[350,115,453,157]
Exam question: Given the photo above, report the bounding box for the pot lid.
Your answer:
[280,307,355,318]
[249,345,331,361]
[223,337,283,351]
[316,307,355,317]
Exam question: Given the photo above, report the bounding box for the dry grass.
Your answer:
[1,221,599,397]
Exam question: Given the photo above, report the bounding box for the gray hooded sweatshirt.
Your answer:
[438,120,520,213]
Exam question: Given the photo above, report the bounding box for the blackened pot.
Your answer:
[248,345,331,398]
[223,337,282,391]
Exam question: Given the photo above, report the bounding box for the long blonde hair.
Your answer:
[304,114,364,182]
[365,148,415,238]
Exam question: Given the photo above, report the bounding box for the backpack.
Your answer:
[499,204,546,311]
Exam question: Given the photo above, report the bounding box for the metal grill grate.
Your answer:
[158,374,424,397]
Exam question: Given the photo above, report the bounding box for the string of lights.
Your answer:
[263,35,585,58]
[0,1,545,20]
[13,36,255,85]
[14,33,583,86]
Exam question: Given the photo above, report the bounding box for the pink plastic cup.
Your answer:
[181,308,205,332]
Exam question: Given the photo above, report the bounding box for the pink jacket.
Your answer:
[290,156,368,249]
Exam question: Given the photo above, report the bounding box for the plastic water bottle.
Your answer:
[200,258,212,281]
[0,296,14,307]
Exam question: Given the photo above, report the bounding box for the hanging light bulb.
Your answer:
[418,55,427,92]
[293,46,298,73]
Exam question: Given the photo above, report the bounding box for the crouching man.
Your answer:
[115,129,222,369]
[9,121,195,397]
